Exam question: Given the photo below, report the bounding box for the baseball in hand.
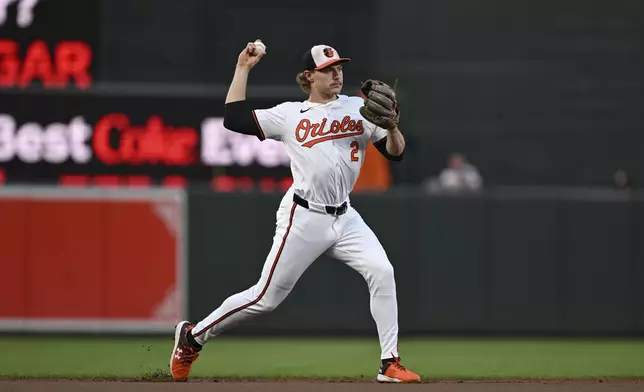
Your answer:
[253,40,266,55]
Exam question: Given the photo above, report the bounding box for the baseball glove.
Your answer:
[359,79,400,130]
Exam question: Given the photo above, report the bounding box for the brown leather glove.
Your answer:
[359,79,400,130]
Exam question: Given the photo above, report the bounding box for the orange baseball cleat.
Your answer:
[170,321,201,381]
[377,357,421,383]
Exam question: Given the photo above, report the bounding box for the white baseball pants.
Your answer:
[192,192,400,360]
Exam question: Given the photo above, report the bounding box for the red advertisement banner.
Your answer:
[0,187,185,333]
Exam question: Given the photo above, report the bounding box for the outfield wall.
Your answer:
[187,188,644,336]
[1,186,642,336]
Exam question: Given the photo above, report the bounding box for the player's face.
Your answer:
[313,64,343,95]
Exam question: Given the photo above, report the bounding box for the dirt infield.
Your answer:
[2,381,643,392]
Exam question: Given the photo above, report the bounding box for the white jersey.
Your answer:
[253,94,388,206]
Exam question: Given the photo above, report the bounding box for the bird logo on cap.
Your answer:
[323,47,335,58]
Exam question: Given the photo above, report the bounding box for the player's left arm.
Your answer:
[383,126,405,157]
[372,127,405,162]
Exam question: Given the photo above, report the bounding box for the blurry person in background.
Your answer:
[613,169,633,191]
[424,153,482,194]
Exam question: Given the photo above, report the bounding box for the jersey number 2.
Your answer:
[350,141,360,162]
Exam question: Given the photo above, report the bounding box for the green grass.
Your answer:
[0,336,643,381]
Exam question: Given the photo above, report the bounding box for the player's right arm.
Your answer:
[223,42,286,141]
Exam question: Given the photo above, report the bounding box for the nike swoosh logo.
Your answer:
[300,108,311,113]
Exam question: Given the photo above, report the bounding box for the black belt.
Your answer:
[293,194,348,216]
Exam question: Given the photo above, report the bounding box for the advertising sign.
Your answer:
[0,187,186,333]
[0,92,294,190]
[0,0,99,89]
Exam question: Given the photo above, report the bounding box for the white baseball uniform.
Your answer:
[192,94,400,360]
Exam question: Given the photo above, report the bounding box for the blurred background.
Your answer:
[1,0,644,380]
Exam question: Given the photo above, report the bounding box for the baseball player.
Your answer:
[170,41,420,383]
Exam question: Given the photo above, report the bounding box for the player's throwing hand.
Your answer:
[237,40,266,69]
